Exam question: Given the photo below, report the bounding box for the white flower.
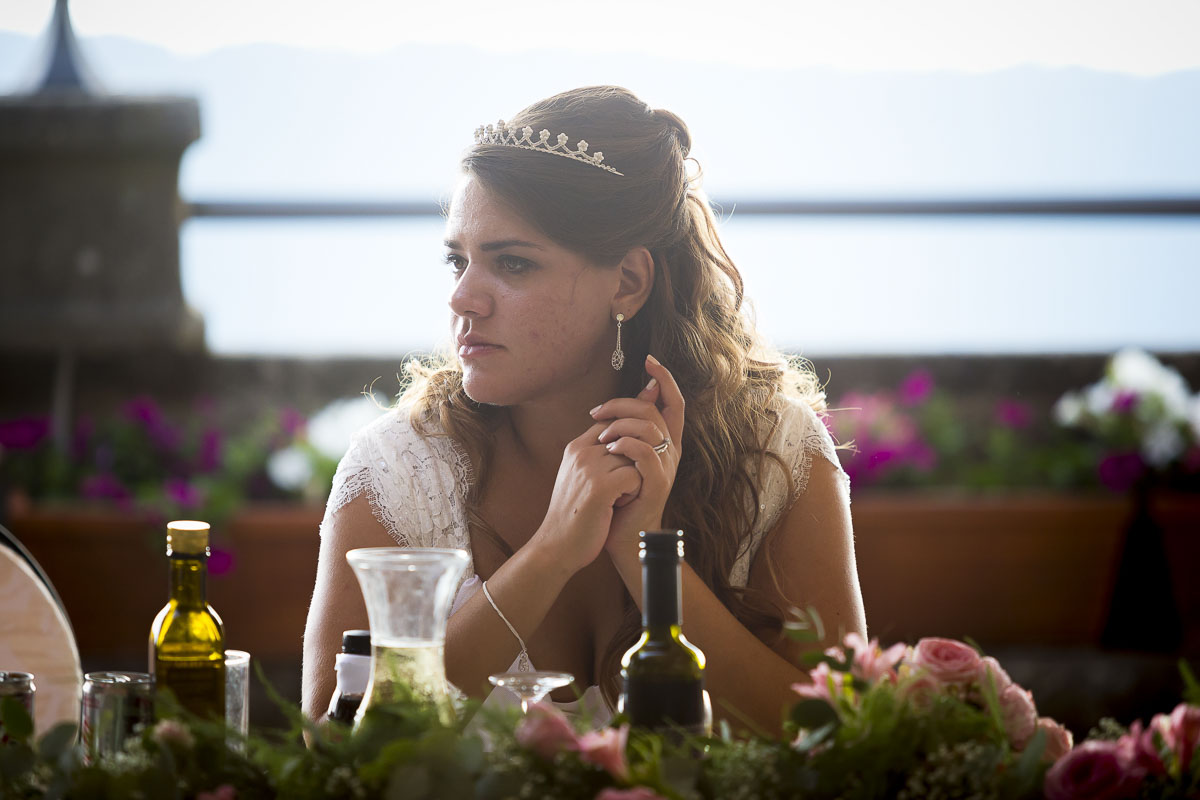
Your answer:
[1153,369,1192,422]
[1141,422,1186,468]
[307,395,388,460]
[1109,347,1168,392]
[1053,391,1085,427]
[267,445,313,492]
[1109,347,1192,422]
[1083,383,1116,417]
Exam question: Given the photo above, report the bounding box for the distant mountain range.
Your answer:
[2,31,1198,200]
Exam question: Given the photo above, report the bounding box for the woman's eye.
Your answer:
[444,254,466,274]
[497,255,533,274]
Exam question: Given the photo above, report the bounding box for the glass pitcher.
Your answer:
[345,547,469,728]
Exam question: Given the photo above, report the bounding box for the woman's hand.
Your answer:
[527,420,644,577]
[591,355,686,561]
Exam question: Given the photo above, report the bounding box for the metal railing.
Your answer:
[186,196,1200,220]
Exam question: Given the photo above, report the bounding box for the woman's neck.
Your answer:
[503,374,624,473]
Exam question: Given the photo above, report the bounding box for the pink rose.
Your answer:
[1037,717,1074,763]
[578,724,630,781]
[843,632,906,684]
[1118,719,1166,777]
[595,788,666,800]
[910,637,983,685]
[515,702,579,760]
[792,662,845,704]
[980,656,1013,694]
[899,670,943,711]
[1000,685,1038,750]
[151,719,194,751]
[1044,740,1138,800]
[197,786,236,800]
[1167,703,1200,774]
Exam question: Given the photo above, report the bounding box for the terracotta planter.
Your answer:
[7,505,324,665]
[8,492,1198,671]
[852,490,1200,652]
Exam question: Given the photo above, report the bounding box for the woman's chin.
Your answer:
[461,376,516,407]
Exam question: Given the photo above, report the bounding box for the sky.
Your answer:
[3,0,1200,75]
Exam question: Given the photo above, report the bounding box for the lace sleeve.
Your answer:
[728,397,851,587]
[319,410,474,569]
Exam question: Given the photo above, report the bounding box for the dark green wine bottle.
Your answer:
[619,530,708,735]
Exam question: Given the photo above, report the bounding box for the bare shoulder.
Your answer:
[302,494,394,718]
[747,446,865,660]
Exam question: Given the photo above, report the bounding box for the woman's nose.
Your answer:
[448,263,493,318]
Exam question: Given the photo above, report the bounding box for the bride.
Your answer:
[302,85,865,734]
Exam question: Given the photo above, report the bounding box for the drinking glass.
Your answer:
[488,671,574,713]
[79,671,154,764]
[224,650,250,738]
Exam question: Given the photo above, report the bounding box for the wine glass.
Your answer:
[488,671,574,713]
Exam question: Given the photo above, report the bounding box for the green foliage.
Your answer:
[1181,659,1200,707]
[3,655,1196,799]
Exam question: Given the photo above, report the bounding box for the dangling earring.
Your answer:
[611,313,625,371]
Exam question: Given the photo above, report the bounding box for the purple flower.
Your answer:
[995,399,1033,430]
[899,370,934,406]
[904,440,938,471]
[198,428,223,473]
[163,478,203,509]
[81,473,130,502]
[832,391,934,487]
[1097,452,1145,492]
[124,396,182,451]
[278,407,306,438]
[0,416,51,450]
[1111,390,1140,415]
[124,396,165,428]
[208,547,235,577]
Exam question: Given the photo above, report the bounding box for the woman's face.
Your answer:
[444,175,620,407]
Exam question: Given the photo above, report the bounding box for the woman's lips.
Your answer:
[458,343,502,358]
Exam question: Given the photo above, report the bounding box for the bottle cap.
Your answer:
[341,630,371,656]
[166,520,210,555]
[638,529,685,560]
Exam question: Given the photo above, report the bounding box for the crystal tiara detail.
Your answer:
[473,120,624,176]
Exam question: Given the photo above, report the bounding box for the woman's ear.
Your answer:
[612,246,655,318]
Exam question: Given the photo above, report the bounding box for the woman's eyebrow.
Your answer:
[442,238,545,251]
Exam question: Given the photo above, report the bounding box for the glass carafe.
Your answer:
[345,547,468,728]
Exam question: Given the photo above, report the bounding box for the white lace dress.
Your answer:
[322,394,850,724]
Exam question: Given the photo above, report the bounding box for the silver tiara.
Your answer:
[473,120,624,176]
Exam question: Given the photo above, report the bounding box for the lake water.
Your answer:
[180,215,1200,357]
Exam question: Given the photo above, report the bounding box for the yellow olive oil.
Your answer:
[149,520,225,719]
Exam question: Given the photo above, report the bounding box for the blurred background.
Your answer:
[1,0,1197,736]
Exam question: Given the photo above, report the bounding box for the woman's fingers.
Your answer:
[643,354,685,445]
[590,398,669,445]
[597,417,665,446]
[604,436,670,487]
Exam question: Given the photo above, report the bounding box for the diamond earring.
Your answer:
[611,313,625,371]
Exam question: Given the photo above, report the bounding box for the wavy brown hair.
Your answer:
[403,86,827,705]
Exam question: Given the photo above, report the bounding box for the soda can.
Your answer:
[80,671,155,763]
[0,671,35,743]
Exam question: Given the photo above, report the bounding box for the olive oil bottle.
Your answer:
[619,530,708,735]
[149,520,225,719]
